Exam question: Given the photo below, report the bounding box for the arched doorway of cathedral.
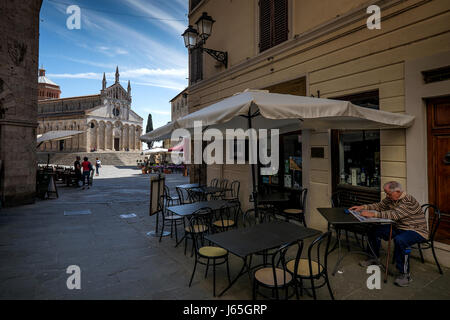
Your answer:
[113,122,122,151]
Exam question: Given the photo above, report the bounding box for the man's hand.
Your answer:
[349,205,365,211]
[360,211,376,218]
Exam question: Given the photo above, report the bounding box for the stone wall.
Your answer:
[0,0,42,207]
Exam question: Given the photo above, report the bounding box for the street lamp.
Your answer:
[182,12,228,68]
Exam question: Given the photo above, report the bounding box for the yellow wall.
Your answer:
[187,0,450,229]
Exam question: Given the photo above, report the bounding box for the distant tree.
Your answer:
[145,114,154,149]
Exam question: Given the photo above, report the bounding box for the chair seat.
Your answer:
[199,246,228,257]
[213,219,235,228]
[284,209,303,214]
[286,258,323,277]
[185,224,208,233]
[254,267,292,286]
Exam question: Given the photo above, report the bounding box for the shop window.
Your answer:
[259,0,288,53]
[331,90,381,203]
[259,131,302,191]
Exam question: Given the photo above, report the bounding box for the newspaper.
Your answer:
[348,210,392,223]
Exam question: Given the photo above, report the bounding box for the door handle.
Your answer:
[444,152,450,165]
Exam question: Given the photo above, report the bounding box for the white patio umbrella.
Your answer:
[139,89,415,198]
[37,130,84,147]
[142,147,169,154]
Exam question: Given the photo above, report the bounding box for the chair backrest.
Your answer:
[219,178,229,190]
[331,191,358,208]
[421,204,441,240]
[187,207,214,252]
[210,178,219,188]
[176,187,190,204]
[268,240,303,296]
[305,231,332,277]
[214,203,239,231]
[230,180,240,198]
[298,188,308,210]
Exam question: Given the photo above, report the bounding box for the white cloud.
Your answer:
[123,0,187,35]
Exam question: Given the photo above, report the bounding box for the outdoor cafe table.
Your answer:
[317,207,393,283]
[205,220,321,297]
[189,186,229,201]
[166,199,232,217]
[176,183,202,190]
[166,200,235,247]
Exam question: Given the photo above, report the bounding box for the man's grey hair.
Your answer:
[383,181,403,192]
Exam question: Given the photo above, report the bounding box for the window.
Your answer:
[189,46,203,84]
[331,90,381,202]
[259,0,288,52]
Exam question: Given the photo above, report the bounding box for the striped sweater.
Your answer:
[363,192,428,239]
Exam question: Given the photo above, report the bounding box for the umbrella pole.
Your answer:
[247,111,259,219]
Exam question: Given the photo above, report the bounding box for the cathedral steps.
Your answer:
[37,152,145,166]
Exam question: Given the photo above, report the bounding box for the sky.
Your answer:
[39,0,189,131]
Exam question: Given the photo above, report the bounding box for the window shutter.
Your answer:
[273,0,288,46]
[189,47,203,84]
[259,0,288,52]
[259,0,272,52]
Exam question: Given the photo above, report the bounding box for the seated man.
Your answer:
[350,181,428,287]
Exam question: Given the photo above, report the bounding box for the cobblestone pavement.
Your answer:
[0,166,448,300]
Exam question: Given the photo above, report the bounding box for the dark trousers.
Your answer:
[82,171,90,186]
[368,225,425,274]
[95,166,99,175]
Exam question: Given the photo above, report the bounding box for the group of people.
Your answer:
[73,156,102,189]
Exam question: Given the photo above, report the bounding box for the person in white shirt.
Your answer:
[95,158,101,176]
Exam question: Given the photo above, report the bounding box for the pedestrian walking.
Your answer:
[95,157,101,176]
[74,156,82,187]
[81,157,93,189]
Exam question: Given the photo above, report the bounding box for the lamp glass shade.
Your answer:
[182,25,198,49]
[196,12,215,41]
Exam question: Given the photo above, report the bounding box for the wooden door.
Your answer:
[427,97,450,244]
[114,138,119,151]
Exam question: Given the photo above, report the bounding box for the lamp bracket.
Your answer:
[202,47,228,68]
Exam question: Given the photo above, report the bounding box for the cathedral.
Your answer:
[37,67,143,152]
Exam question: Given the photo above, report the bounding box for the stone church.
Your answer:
[37,67,143,152]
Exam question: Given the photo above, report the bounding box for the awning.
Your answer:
[168,140,184,152]
[37,130,83,144]
[142,147,169,154]
[140,89,415,142]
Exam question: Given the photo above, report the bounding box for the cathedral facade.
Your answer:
[37,67,143,152]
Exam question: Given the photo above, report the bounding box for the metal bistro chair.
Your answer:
[164,185,180,206]
[158,193,184,243]
[212,178,229,200]
[253,240,301,300]
[176,186,193,205]
[210,178,219,188]
[182,206,212,256]
[411,204,443,274]
[187,209,231,297]
[286,231,334,300]
[283,188,308,227]
[212,203,240,233]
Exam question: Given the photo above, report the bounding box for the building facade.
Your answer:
[0,0,43,206]
[181,0,450,262]
[37,67,143,152]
